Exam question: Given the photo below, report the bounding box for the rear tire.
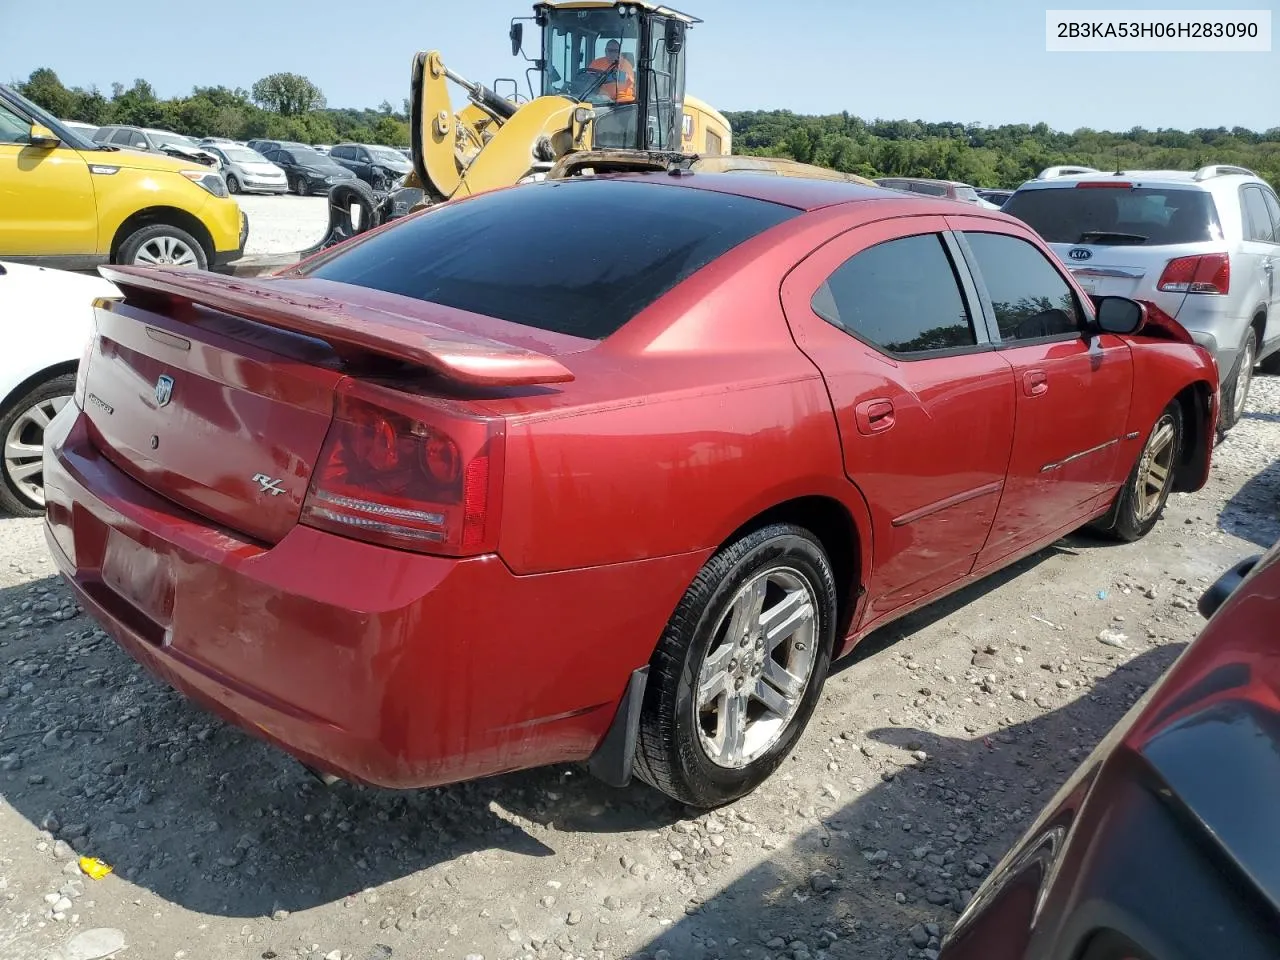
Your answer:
[633,523,838,808]
[1217,327,1257,435]
[1094,401,1183,543]
[0,372,75,517]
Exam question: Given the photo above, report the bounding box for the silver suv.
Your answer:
[1003,165,1280,434]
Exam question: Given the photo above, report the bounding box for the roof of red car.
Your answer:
[596,169,913,212]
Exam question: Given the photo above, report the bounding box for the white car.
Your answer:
[0,261,119,516]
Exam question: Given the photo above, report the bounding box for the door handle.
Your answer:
[1023,370,1048,397]
[855,398,895,435]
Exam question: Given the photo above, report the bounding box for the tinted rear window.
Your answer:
[304,178,800,338]
[1003,185,1221,245]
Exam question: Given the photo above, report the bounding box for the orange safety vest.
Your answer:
[586,56,636,103]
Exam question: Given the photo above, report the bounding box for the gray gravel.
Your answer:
[239,195,332,257]
[0,373,1276,960]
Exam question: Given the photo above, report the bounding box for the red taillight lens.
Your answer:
[1157,253,1229,294]
[300,383,504,556]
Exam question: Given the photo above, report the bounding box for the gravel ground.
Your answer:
[239,196,331,257]
[1,375,1277,960]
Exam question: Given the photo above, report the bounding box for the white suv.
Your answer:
[1003,165,1280,434]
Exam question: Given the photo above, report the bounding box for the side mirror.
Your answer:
[510,22,524,56]
[28,124,60,149]
[666,23,686,54]
[1094,296,1144,335]
[134,141,148,149]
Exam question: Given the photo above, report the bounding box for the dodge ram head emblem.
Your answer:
[154,375,174,407]
[252,473,287,497]
[1067,248,1092,261]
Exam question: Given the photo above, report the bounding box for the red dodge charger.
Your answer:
[42,172,1218,808]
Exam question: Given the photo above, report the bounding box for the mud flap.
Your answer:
[585,666,648,788]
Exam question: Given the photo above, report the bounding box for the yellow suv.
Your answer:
[0,83,246,271]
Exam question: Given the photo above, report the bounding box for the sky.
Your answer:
[1,0,1277,132]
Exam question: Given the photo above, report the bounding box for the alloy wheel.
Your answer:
[1133,414,1177,523]
[4,395,68,507]
[132,235,199,267]
[695,566,818,769]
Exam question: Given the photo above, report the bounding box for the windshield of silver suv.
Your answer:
[1004,185,1223,246]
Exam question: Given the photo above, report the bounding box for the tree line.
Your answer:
[13,68,411,147]
[12,68,1280,189]
[724,110,1280,189]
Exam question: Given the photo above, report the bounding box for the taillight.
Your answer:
[300,382,504,556]
[1075,181,1133,189]
[1157,253,1230,294]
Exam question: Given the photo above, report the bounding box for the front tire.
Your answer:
[0,372,75,517]
[115,224,207,269]
[225,173,241,194]
[633,523,838,808]
[293,176,308,197]
[1095,401,1183,542]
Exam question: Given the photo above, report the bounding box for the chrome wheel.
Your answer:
[4,395,68,507]
[1133,415,1177,523]
[1232,333,1256,422]
[132,235,199,267]
[695,567,818,769]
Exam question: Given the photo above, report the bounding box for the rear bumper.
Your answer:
[43,407,705,789]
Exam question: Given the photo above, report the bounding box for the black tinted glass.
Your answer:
[964,232,1081,342]
[1242,186,1276,243]
[1262,188,1280,242]
[1003,186,1220,245]
[811,233,977,355]
[305,178,800,339]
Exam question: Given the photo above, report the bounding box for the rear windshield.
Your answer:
[1003,185,1221,245]
[303,178,800,339]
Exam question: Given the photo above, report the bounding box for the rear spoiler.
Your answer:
[97,266,575,387]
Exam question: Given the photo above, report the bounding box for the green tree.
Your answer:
[251,73,326,116]
[16,68,76,117]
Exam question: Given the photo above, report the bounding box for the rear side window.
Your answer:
[811,233,978,356]
[305,178,800,339]
[1262,188,1280,242]
[1242,186,1278,244]
[1003,186,1221,245]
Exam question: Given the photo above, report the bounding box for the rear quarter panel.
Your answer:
[490,204,881,577]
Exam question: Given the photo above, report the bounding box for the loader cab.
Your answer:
[522,1,693,152]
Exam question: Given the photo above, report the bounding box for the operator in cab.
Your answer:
[585,39,635,103]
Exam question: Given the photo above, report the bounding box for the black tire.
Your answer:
[633,523,838,808]
[1217,327,1257,436]
[293,176,308,197]
[114,223,208,270]
[225,173,241,194]
[1093,401,1183,543]
[0,372,75,518]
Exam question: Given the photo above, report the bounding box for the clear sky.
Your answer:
[2,0,1277,131]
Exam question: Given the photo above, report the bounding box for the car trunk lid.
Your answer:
[82,267,577,544]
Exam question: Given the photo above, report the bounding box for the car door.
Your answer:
[0,98,97,260]
[1260,186,1280,349]
[1241,185,1280,332]
[780,215,1017,625]
[947,216,1134,570]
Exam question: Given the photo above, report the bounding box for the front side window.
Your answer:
[811,233,978,356]
[0,102,31,144]
[964,232,1083,343]
[304,178,799,340]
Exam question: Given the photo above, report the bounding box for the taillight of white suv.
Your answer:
[1156,253,1230,294]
